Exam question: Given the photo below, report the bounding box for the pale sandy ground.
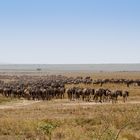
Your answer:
[0,100,40,109]
[0,99,140,110]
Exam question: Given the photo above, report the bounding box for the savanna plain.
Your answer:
[0,71,140,140]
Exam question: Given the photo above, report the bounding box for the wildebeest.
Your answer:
[109,90,122,103]
[122,91,129,102]
[0,74,131,104]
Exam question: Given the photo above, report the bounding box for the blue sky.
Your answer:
[0,0,140,64]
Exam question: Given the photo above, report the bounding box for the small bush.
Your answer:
[38,122,57,140]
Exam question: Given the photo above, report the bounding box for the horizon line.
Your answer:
[0,63,140,65]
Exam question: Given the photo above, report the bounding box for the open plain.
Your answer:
[0,71,140,140]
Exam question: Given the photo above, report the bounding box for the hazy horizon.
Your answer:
[0,64,140,72]
[1,63,140,65]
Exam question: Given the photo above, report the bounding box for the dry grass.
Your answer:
[62,71,140,79]
[0,72,140,140]
[0,100,140,140]
[0,96,17,105]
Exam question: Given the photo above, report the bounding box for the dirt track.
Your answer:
[0,100,140,110]
[63,101,140,106]
[0,100,40,109]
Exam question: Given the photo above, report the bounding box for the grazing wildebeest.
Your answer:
[94,88,106,103]
[66,88,74,101]
[0,74,131,104]
[110,90,122,103]
[24,88,31,100]
[122,91,129,102]
[82,88,91,101]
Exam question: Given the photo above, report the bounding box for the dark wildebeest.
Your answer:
[110,90,122,103]
[94,88,106,103]
[122,91,129,102]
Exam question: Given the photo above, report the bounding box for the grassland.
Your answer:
[0,71,140,140]
[0,96,16,105]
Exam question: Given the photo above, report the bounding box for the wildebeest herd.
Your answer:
[0,75,135,103]
[66,87,129,103]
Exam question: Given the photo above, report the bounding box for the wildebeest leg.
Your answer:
[82,94,85,101]
[123,95,127,103]
[115,96,118,103]
[112,97,115,104]
[99,96,102,103]
[123,97,125,103]
[94,96,98,103]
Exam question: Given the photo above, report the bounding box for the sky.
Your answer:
[0,0,140,64]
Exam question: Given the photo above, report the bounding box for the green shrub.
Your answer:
[38,122,56,140]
